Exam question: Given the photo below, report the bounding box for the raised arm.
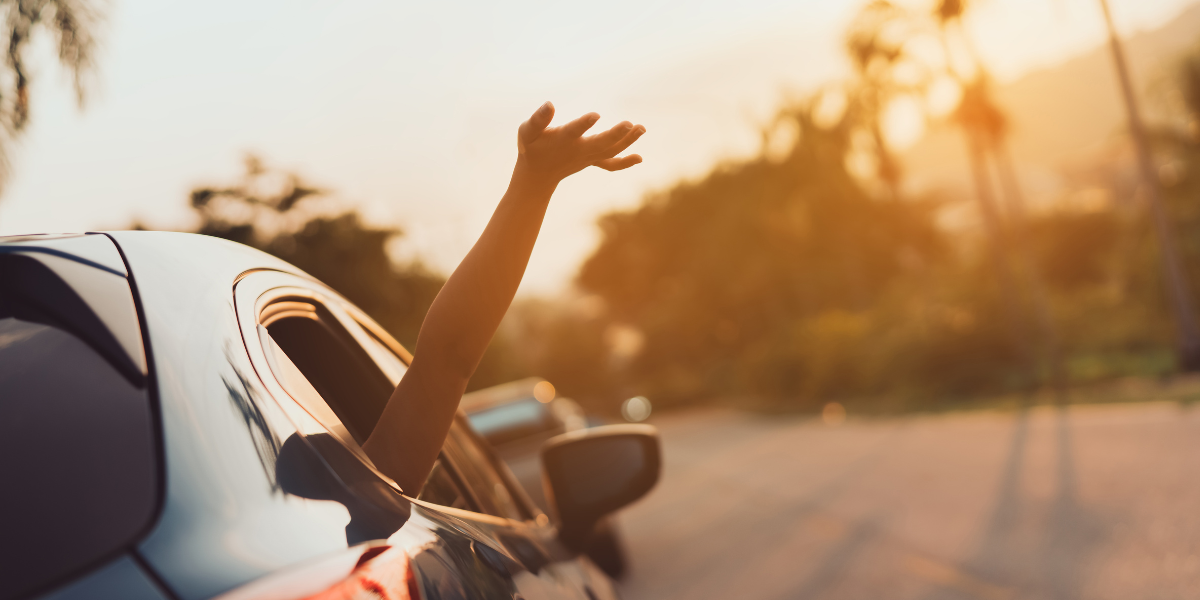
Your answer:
[363,101,645,493]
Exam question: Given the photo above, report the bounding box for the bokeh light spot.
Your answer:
[533,380,556,403]
[822,402,846,427]
[622,396,652,422]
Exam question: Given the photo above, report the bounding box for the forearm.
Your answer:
[362,102,643,495]
[416,163,556,377]
[363,161,555,492]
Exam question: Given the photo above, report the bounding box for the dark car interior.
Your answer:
[254,292,539,523]
[260,298,393,443]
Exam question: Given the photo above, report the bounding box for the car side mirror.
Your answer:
[541,424,661,549]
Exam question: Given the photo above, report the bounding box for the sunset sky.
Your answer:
[0,0,1195,293]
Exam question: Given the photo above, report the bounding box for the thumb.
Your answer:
[518,101,554,153]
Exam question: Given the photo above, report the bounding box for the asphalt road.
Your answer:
[613,402,1200,600]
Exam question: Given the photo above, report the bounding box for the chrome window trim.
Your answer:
[232,269,542,525]
[232,269,405,495]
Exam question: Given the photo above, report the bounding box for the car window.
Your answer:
[339,317,516,518]
[466,396,555,446]
[262,299,394,444]
[418,457,472,511]
[355,325,409,384]
[0,305,157,599]
[442,420,530,521]
[249,287,534,522]
[252,293,410,507]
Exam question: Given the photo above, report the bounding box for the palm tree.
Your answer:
[933,0,1062,388]
[844,0,916,203]
[1096,0,1200,370]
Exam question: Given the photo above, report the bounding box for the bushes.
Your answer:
[558,105,1180,413]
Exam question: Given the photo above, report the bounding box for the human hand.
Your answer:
[515,101,645,183]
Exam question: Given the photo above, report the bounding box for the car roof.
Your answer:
[89,232,360,598]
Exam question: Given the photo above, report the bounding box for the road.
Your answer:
[613,402,1200,600]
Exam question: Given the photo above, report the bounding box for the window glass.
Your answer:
[417,457,472,511]
[442,420,529,521]
[264,300,394,444]
[356,325,409,385]
[257,293,532,522]
[258,298,411,502]
[466,397,554,446]
[0,312,157,599]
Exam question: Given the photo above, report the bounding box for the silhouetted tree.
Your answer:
[576,106,993,409]
[0,0,100,188]
[189,155,444,350]
[843,0,929,201]
[931,0,1069,389]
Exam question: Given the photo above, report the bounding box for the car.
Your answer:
[461,379,629,579]
[461,378,588,510]
[0,231,661,600]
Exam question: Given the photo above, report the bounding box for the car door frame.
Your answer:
[232,269,616,599]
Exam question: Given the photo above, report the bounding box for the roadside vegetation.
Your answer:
[177,1,1200,417]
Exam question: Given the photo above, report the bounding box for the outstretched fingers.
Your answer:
[562,112,601,138]
[518,101,555,153]
[591,124,646,171]
[517,103,645,173]
[592,124,645,159]
[584,121,636,152]
[595,154,643,172]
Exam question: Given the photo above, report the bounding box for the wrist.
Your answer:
[510,156,560,200]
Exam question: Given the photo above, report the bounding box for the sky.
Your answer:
[0,0,1196,294]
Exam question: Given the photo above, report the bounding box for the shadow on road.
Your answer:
[924,405,1105,600]
[784,517,883,600]
[621,419,904,600]
[1039,404,1105,600]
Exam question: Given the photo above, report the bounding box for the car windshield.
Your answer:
[467,397,549,439]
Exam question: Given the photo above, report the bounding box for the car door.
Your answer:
[343,297,618,600]
[431,417,618,600]
[233,271,616,600]
[0,238,161,600]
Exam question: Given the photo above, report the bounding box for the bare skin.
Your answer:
[362,101,646,494]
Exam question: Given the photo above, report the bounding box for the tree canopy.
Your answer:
[0,0,99,186]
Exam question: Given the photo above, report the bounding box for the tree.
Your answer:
[843,0,930,202]
[1096,0,1200,370]
[0,0,99,187]
[577,106,965,408]
[926,0,1068,389]
[188,155,444,350]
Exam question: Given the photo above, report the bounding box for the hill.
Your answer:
[903,2,1200,208]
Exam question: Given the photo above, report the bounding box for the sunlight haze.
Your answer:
[0,0,1195,293]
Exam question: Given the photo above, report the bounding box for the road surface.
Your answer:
[613,402,1200,599]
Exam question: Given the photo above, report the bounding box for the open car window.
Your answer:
[418,456,473,511]
[236,272,540,520]
[354,324,409,385]
[441,419,531,521]
[260,298,394,444]
[234,274,405,497]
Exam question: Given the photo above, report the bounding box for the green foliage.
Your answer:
[187,155,444,352]
[530,0,1199,414]
[575,106,1031,409]
[0,0,100,188]
[1027,211,1121,291]
[488,298,620,414]
[557,94,1186,413]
